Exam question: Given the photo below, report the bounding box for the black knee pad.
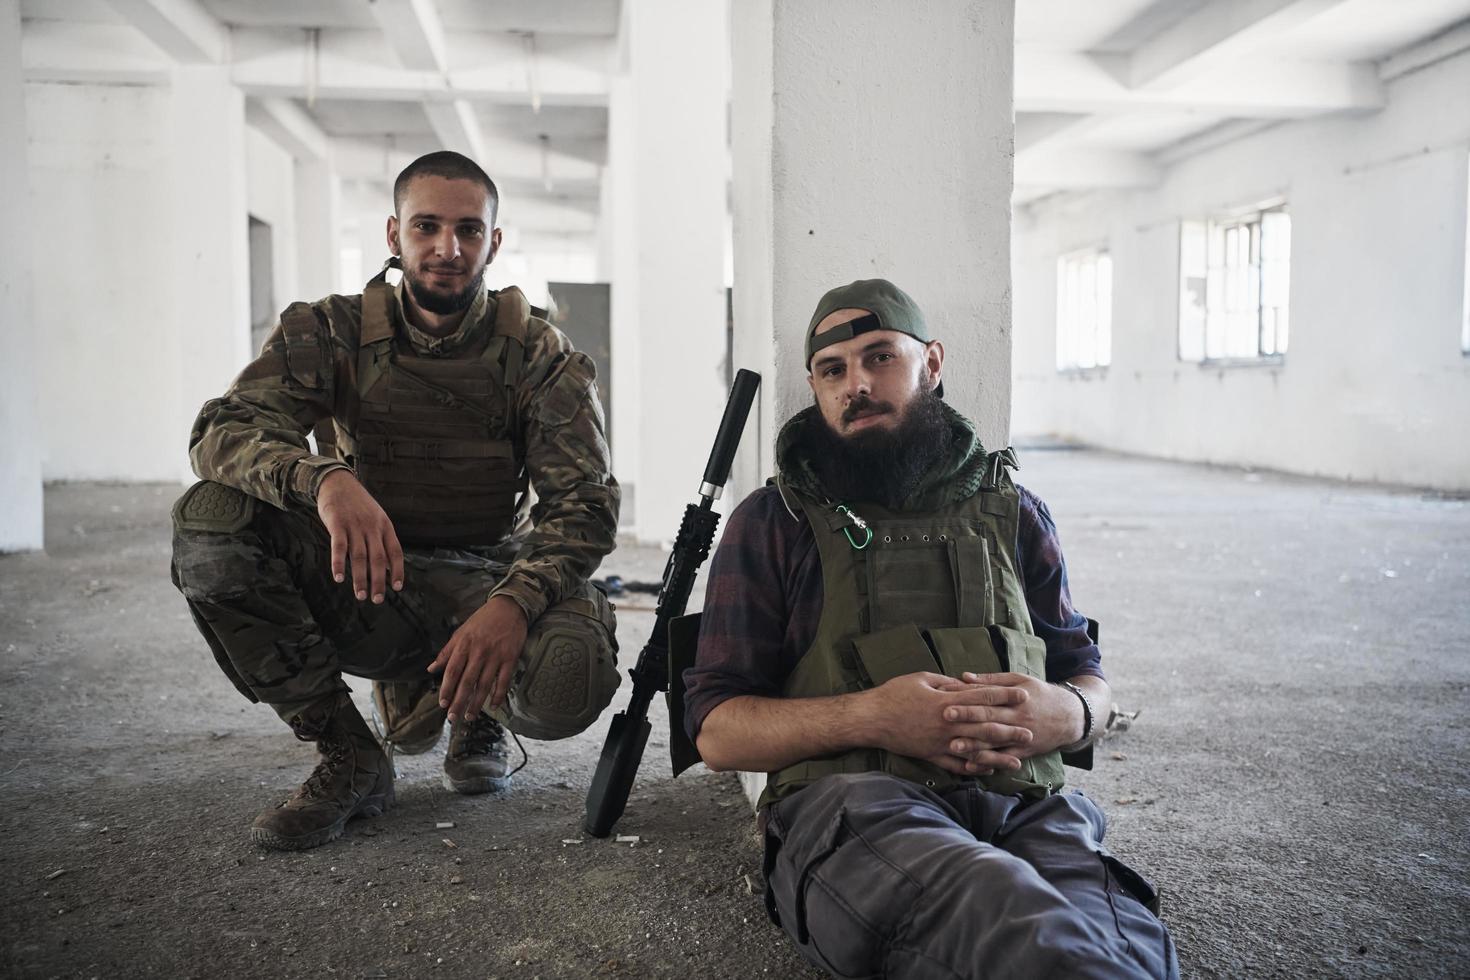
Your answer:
[495,585,620,740]
[170,481,261,601]
[172,480,256,534]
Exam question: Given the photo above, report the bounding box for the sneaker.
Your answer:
[370,677,446,756]
[442,712,512,794]
[250,693,394,850]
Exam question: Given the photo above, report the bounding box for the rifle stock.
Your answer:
[583,370,761,838]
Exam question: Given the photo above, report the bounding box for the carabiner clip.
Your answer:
[835,504,873,551]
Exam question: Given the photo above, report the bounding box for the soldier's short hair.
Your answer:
[393,151,500,222]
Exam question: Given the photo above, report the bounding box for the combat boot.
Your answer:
[370,677,447,755]
[442,711,513,794]
[250,693,394,850]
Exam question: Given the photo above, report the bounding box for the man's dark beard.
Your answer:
[801,386,953,509]
[404,265,487,316]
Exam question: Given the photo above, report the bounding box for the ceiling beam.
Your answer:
[1014,149,1162,191]
[22,19,171,86]
[1379,17,1470,81]
[331,135,601,187]
[106,0,227,64]
[1015,112,1090,153]
[367,0,448,72]
[246,97,331,162]
[1153,119,1282,167]
[366,1,486,160]
[230,28,610,107]
[422,101,487,161]
[1017,48,1383,116]
[1124,0,1348,90]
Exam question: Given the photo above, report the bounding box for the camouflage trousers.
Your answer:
[169,481,620,739]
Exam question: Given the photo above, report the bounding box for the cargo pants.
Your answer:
[763,772,1179,980]
[169,481,620,738]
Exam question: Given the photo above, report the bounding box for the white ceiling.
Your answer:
[19,0,1470,224]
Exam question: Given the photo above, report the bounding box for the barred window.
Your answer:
[1179,205,1291,362]
[1056,248,1112,371]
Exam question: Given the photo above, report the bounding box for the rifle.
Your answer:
[583,368,761,838]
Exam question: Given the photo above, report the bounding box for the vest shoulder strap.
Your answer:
[360,281,396,346]
[488,286,531,388]
[279,301,327,388]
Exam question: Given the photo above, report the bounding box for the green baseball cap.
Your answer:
[805,278,931,369]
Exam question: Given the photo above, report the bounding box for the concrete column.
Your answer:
[296,158,341,302]
[731,0,1017,484]
[611,0,730,543]
[170,66,251,483]
[0,0,43,550]
[605,68,641,531]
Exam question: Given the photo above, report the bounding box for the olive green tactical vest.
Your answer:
[285,265,531,548]
[759,452,1066,808]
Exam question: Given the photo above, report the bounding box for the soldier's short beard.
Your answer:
[802,385,953,510]
[404,265,487,316]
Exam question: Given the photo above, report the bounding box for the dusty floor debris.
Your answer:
[3,449,1469,978]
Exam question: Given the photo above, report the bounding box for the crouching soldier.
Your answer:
[171,151,621,850]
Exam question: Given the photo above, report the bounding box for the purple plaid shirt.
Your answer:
[684,483,1104,742]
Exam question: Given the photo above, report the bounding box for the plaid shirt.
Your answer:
[684,483,1104,742]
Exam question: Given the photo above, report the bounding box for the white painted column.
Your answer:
[613,0,730,543]
[729,0,1015,808]
[732,0,1017,482]
[605,68,641,532]
[0,0,43,550]
[295,158,341,302]
[170,66,251,483]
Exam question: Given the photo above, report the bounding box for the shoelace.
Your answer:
[453,715,530,777]
[297,738,352,800]
[458,715,507,756]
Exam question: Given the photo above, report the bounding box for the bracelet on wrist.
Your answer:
[1058,680,1097,753]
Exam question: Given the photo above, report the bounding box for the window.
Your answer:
[1056,249,1112,370]
[1179,205,1291,362]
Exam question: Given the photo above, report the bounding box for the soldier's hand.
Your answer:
[316,470,405,604]
[942,672,1086,769]
[428,595,528,722]
[865,672,1029,774]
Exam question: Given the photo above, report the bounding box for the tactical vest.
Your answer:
[759,452,1066,808]
[288,263,532,548]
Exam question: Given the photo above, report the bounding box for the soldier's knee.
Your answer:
[496,586,620,740]
[170,481,260,602]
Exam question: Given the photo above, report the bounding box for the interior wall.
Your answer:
[245,125,298,352]
[1,0,42,551]
[27,81,181,481]
[1013,49,1470,491]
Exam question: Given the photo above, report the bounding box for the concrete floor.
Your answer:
[2,448,1467,978]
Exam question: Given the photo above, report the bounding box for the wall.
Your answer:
[245,125,298,348]
[1013,49,1470,491]
[27,81,181,481]
[1,0,42,550]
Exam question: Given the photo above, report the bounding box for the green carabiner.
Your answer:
[835,504,873,550]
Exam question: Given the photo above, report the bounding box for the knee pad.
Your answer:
[495,585,620,740]
[170,482,261,602]
[172,480,256,534]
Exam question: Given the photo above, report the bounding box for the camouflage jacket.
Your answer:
[188,279,620,623]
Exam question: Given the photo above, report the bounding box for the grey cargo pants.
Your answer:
[763,772,1179,980]
[170,481,620,738]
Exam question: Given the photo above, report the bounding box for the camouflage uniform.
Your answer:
[170,275,621,740]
